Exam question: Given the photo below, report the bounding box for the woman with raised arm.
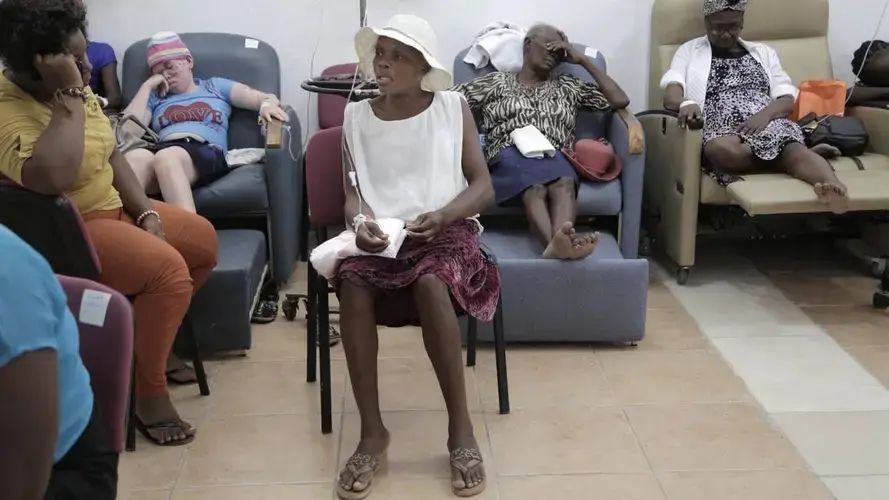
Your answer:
[122,32,289,213]
[453,23,630,260]
[0,0,218,447]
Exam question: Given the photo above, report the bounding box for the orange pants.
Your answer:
[82,201,218,398]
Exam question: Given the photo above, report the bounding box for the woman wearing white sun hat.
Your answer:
[328,13,496,500]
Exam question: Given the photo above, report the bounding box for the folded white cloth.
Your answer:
[309,218,408,280]
[226,148,266,166]
[510,125,556,158]
[463,21,526,73]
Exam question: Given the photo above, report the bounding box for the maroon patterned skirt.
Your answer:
[333,219,500,327]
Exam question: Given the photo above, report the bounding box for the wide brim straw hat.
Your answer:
[354,14,453,92]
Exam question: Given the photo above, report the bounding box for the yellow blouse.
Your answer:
[0,73,122,214]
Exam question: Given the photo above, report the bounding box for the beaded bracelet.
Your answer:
[51,87,88,104]
[135,209,161,228]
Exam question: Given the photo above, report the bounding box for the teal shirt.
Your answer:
[0,225,93,462]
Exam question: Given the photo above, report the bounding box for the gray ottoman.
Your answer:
[464,230,648,343]
[180,229,267,353]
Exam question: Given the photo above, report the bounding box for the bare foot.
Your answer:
[814,182,849,214]
[811,144,841,159]
[543,222,576,260]
[135,393,195,445]
[448,428,486,496]
[338,430,390,498]
[567,231,599,260]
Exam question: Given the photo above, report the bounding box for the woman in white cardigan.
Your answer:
[661,0,848,212]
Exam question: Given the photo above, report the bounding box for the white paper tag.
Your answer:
[584,47,599,59]
[79,289,112,327]
[244,38,260,49]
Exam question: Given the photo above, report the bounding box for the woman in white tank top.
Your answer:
[333,15,496,500]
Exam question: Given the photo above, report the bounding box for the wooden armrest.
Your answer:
[617,108,644,155]
[265,118,284,150]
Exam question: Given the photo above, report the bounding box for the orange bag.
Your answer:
[792,80,847,121]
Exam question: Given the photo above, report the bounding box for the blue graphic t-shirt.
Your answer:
[148,77,236,151]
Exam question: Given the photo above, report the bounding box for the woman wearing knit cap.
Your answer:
[122,32,288,213]
[661,0,849,212]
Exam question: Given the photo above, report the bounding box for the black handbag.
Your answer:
[798,113,869,157]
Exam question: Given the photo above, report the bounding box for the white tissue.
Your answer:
[510,125,556,159]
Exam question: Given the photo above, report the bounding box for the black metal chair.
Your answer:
[301,126,510,435]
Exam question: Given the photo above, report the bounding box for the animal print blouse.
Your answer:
[453,72,611,161]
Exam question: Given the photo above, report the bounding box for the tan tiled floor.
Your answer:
[748,246,889,392]
[118,276,835,499]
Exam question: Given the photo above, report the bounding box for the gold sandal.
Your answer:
[450,447,486,497]
[336,451,386,500]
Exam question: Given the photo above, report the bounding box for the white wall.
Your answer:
[83,0,889,137]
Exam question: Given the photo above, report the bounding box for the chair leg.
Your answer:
[185,320,210,396]
[125,356,137,451]
[306,260,319,383]
[317,271,333,435]
[493,295,509,415]
[466,317,477,367]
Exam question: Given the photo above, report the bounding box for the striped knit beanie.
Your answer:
[146,32,191,69]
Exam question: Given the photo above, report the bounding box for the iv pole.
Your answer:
[300,0,376,98]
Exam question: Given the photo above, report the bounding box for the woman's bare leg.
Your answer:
[703,136,758,174]
[125,148,160,193]
[781,142,848,213]
[545,177,595,259]
[412,274,484,492]
[521,185,552,248]
[338,279,389,495]
[151,147,199,213]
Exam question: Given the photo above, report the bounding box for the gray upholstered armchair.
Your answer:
[452,44,645,258]
[121,33,302,286]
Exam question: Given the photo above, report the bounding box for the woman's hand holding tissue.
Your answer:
[407,211,445,242]
[356,220,390,253]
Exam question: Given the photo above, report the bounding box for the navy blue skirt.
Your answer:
[488,146,578,205]
[145,139,229,188]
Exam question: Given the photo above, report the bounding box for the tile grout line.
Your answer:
[660,260,887,496]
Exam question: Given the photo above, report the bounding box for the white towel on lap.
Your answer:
[309,218,408,280]
[510,125,556,159]
[463,21,526,73]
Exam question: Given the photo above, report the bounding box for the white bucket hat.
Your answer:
[354,14,453,92]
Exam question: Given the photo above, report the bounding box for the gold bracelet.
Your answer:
[48,87,88,113]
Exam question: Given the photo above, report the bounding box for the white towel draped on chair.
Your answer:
[463,21,526,73]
